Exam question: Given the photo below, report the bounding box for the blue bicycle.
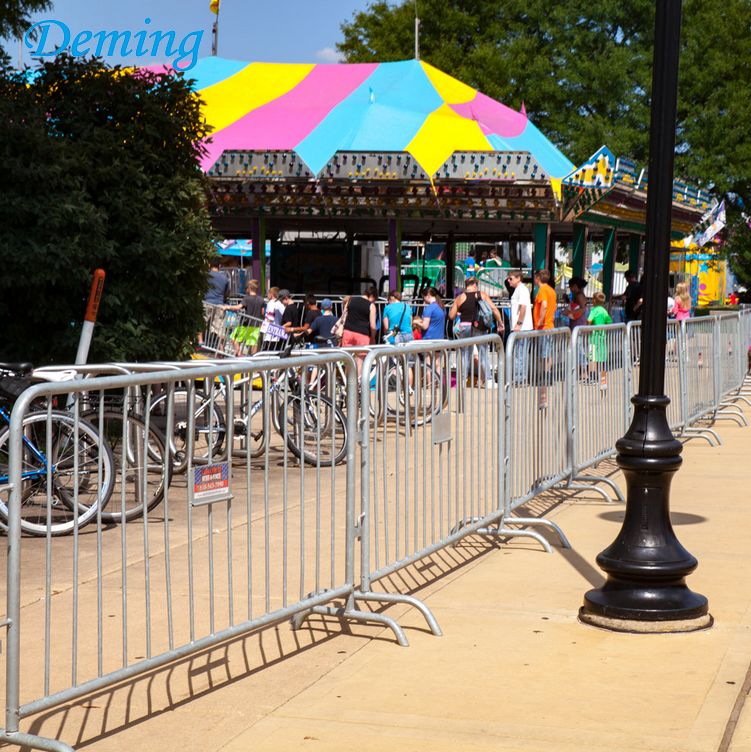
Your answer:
[0,363,115,536]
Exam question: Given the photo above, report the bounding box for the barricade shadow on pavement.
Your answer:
[18,618,354,751]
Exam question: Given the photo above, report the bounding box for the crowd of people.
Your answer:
[200,257,701,389]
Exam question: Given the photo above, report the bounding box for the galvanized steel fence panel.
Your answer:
[716,314,744,396]
[505,329,571,508]
[358,335,504,592]
[0,351,358,747]
[569,325,630,473]
[626,321,684,432]
[682,317,717,425]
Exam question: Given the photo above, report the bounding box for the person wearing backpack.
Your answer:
[449,277,503,388]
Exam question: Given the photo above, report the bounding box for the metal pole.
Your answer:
[414,1,420,60]
[211,4,220,56]
[580,0,710,632]
[75,269,105,366]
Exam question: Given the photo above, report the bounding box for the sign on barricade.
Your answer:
[259,318,289,341]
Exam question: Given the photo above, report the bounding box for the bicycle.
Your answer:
[151,337,348,468]
[148,380,226,474]
[81,398,172,523]
[0,363,115,536]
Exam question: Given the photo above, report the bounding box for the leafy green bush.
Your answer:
[0,55,215,364]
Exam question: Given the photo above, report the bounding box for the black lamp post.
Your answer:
[579,0,711,632]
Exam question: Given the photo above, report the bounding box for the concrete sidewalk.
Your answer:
[18,402,751,752]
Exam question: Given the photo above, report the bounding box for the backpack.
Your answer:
[473,293,494,330]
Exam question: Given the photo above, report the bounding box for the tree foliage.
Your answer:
[338,0,751,283]
[0,0,50,53]
[0,55,215,364]
[338,0,655,166]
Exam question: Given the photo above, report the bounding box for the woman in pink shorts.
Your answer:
[341,286,378,373]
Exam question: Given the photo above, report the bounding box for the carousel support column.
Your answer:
[445,231,456,297]
[579,0,710,633]
[533,222,549,272]
[572,223,587,279]
[251,216,266,288]
[388,218,402,293]
[602,227,617,301]
[546,233,556,280]
[629,233,642,275]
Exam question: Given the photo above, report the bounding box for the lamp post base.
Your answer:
[579,394,710,632]
[582,573,709,623]
[579,609,712,634]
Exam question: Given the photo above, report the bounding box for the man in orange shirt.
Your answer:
[533,269,557,331]
[533,269,557,408]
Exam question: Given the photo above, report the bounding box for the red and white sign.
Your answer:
[193,462,230,501]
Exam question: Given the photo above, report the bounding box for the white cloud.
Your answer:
[316,47,342,64]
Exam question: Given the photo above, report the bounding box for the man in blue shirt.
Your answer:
[308,298,338,346]
[205,257,230,305]
[200,257,230,348]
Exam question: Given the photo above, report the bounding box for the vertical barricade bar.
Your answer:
[3,396,25,738]
[344,356,358,604]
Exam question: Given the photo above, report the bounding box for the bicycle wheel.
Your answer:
[83,410,171,523]
[277,392,348,466]
[410,357,449,423]
[232,395,268,460]
[0,411,115,536]
[149,388,225,474]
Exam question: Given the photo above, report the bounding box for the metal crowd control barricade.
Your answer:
[626,320,685,437]
[741,309,751,394]
[741,308,751,352]
[0,351,378,752]
[680,316,722,444]
[354,335,544,642]
[503,329,573,542]
[664,319,687,434]
[713,313,750,423]
[568,324,628,501]
[200,309,270,358]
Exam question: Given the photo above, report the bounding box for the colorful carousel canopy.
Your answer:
[162,58,709,236]
[185,58,575,185]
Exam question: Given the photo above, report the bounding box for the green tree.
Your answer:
[338,0,655,166]
[338,0,751,283]
[0,0,50,48]
[0,55,215,364]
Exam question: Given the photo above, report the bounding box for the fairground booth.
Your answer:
[187,57,712,299]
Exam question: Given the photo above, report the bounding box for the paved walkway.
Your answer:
[12,401,751,752]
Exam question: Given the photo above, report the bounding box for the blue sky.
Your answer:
[10,0,381,68]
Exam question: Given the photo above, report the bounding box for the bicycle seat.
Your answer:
[0,362,34,376]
